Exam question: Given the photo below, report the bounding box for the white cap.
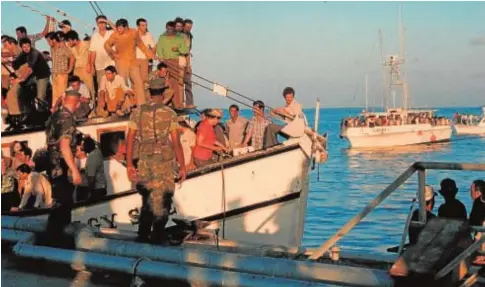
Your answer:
[417,185,436,201]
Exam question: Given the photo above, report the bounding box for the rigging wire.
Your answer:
[93,1,105,16]
[37,1,95,33]
[88,1,100,17]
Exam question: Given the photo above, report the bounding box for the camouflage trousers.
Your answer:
[137,155,175,242]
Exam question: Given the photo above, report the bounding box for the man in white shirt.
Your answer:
[97,65,134,117]
[178,119,196,170]
[12,164,53,211]
[88,15,115,93]
[135,18,156,89]
[266,87,306,147]
[66,30,94,96]
[53,76,92,121]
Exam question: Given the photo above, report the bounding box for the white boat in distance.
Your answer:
[453,107,485,136]
[340,15,452,149]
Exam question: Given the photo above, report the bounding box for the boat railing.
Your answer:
[309,161,485,260]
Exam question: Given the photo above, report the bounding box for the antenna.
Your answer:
[398,4,409,109]
[378,29,388,110]
[365,74,368,112]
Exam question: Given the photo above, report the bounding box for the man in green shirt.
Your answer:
[156,21,189,110]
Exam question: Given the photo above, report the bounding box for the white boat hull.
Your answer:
[340,124,452,148]
[2,118,317,249]
[454,124,485,135]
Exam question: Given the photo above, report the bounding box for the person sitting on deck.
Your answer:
[192,109,229,168]
[17,146,35,169]
[146,62,174,106]
[437,178,467,221]
[96,65,135,117]
[408,185,437,245]
[468,180,485,264]
[53,76,93,122]
[266,87,305,148]
[11,163,53,211]
[242,100,272,151]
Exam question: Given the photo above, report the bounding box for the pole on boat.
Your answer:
[365,74,369,112]
[309,165,417,260]
[397,198,416,255]
[417,168,427,223]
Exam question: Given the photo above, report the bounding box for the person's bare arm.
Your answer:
[67,54,75,74]
[170,129,186,182]
[60,138,79,175]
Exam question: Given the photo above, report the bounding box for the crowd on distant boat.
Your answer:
[342,112,451,129]
[453,113,484,126]
[409,178,485,264]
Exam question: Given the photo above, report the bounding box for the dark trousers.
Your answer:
[138,188,174,243]
[46,178,74,246]
[184,66,194,106]
[264,123,284,148]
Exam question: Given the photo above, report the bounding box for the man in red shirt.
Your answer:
[192,109,228,167]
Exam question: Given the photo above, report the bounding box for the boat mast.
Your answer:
[379,29,387,111]
[365,74,368,112]
[399,4,409,110]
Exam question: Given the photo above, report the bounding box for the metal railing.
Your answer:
[309,162,485,260]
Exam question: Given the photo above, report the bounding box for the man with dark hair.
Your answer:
[174,17,185,33]
[226,104,248,148]
[15,16,53,48]
[52,75,92,121]
[437,178,467,220]
[89,15,115,91]
[242,101,272,150]
[147,62,174,105]
[45,89,82,246]
[182,19,195,109]
[104,18,154,106]
[58,20,72,35]
[11,163,52,211]
[66,30,94,96]
[84,136,107,200]
[11,37,51,113]
[97,65,134,117]
[46,31,74,111]
[135,18,156,92]
[265,87,306,148]
[156,21,189,109]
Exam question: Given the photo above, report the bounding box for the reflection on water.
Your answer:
[303,107,485,254]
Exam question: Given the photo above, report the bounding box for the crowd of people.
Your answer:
[408,178,485,263]
[454,113,484,125]
[342,112,451,129]
[1,15,195,130]
[2,134,106,212]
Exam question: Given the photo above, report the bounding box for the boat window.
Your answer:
[99,131,125,159]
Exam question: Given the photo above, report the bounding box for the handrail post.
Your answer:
[418,168,427,223]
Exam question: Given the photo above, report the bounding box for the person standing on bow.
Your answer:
[135,18,156,93]
[104,18,154,107]
[65,30,94,97]
[242,101,272,151]
[125,86,186,244]
[155,21,189,110]
[15,16,53,49]
[226,104,248,149]
[182,19,195,109]
[45,90,83,246]
[88,15,115,99]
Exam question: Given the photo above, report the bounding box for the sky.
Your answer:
[1,1,484,109]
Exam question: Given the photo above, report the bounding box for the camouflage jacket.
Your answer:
[128,101,179,159]
[45,107,79,179]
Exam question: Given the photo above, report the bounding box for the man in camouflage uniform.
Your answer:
[45,90,82,245]
[146,62,175,107]
[126,67,186,244]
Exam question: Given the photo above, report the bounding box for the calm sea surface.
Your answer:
[297,106,485,254]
